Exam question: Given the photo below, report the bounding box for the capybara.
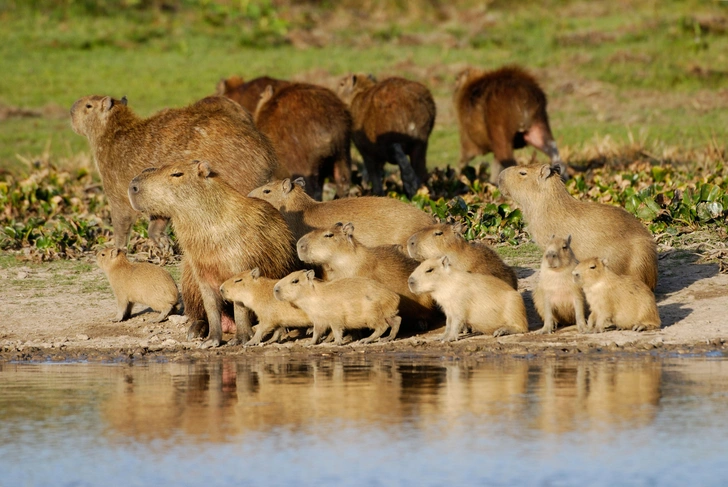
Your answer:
[220,268,311,346]
[337,74,436,197]
[572,257,660,333]
[453,65,564,182]
[498,164,658,290]
[273,270,401,346]
[96,248,179,323]
[408,256,528,341]
[216,75,291,113]
[253,82,352,199]
[248,177,436,245]
[128,160,298,348]
[406,222,518,289]
[533,235,587,334]
[297,222,438,325]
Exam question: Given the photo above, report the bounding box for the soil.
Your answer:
[1,244,726,363]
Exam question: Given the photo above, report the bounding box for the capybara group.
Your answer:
[337,74,436,197]
[453,65,563,181]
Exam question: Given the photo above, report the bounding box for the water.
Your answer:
[1,355,728,487]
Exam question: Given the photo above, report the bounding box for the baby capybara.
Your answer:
[337,74,436,197]
[216,75,291,113]
[453,65,564,182]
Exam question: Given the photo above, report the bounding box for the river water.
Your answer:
[1,354,727,486]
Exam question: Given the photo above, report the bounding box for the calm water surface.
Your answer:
[1,354,728,486]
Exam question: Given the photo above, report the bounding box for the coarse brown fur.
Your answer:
[572,257,660,333]
[498,164,658,290]
[254,82,353,199]
[337,74,436,197]
[220,268,311,346]
[406,222,518,289]
[248,178,436,245]
[96,248,179,323]
[453,65,563,182]
[408,256,528,341]
[273,270,401,346]
[216,75,291,113]
[128,160,298,348]
[533,235,587,334]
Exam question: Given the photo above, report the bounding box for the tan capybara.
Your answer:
[96,248,179,323]
[533,235,587,334]
[408,256,528,341]
[453,65,563,182]
[216,75,291,113]
[253,82,353,200]
[297,222,438,325]
[220,268,311,346]
[406,222,518,289]
[273,270,401,346]
[248,177,436,245]
[498,164,658,290]
[337,74,436,197]
[572,257,660,333]
[128,160,298,348]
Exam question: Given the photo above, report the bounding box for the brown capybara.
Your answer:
[408,256,528,341]
[128,160,298,348]
[253,82,353,200]
[406,222,518,289]
[248,178,436,245]
[572,257,660,333]
[337,74,436,197]
[220,268,311,346]
[533,235,587,334]
[453,65,564,182]
[216,75,291,113]
[96,248,179,323]
[297,222,438,325]
[498,164,658,290]
[273,270,401,346]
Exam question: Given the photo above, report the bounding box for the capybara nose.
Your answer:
[407,276,415,287]
[129,182,139,194]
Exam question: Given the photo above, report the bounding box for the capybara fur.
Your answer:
[337,74,436,197]
[406,222,518,289]
[453,65,563,182]
[297,222,438,325]
[572,257,660,333]
[533,235,587,334]
[408,256,528,341]
[273,270,401,346]
[498,164,658,290]
[248,178,436,245]
[216,75,291,113]
[128,160,298,348]
[96,248,179,323]
[220,268,311,346]
[254,82,353,199]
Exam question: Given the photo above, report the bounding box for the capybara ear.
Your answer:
[110,248,119,259]
[351,74,357,86]
[539,164,559,181]
[293,177,306,188]
[601,258,609,268]
[343,222,355,239]
[566,234,572,246]
[440,255,451,268]
[102,96,114,111]
[120,96,128,106]
[215,78,226,94]
[250,267,261,279]
[282,178,293,193]
[196,161,213,179]
[304,269,315,281]
[367,73,376,82]
[262,84,273,98]
[333,222,344,229]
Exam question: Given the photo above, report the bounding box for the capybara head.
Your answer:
[572,257,608,286]
[407,223,466,261]
[297,222,354,264]
[247,177,307,209]
[337,73,377,105]
[70,95,128,138]
[220,268,263,303]
[543,235,577,269]
[408,255,451,294]
[497,163,564,207]
[96,247,127,272]
[216,75,245,96]
[273,269,316,302]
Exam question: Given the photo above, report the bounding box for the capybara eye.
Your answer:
[425,267,433,273]
[234,278,242,283]
[171,172,183,177]
[291,279,299,284]
[434,231,443,236]
[519,170,527,176]
[263,189,271,194]
[324,233,333,238]
[86,104,92,109]
[589,264,596,269]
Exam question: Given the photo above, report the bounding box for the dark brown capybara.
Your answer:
[453,65,564,182]
[216,75,291,113]
[337,74,436,198]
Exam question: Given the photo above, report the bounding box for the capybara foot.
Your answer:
[199,338,221,349]
[111,315,127,323]
[187,320,208,340]
[227,337,245,346]
[152,306,174,323]
[534,325,554,335]
[493,327,512,337]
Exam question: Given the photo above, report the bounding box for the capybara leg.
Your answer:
[263,328,283,345]
[111,206,136,249]
[586,312,597,333]
[309,323,325,346]
[331,327,345,346]
[536,295,555,334]
[490,126,517,183]
[493,327,512,337]
[152,304,174,323]
[113,300,133,322]
[362,155,384,196]
[304,174,323,201]
[441,316,463,342]
[391,143,420,198]
[245,323,269,347]
[409,141,429,185]
[593,314,609,334]
[333,154,352,198]
[381,315,401,342]
[228,303,254,346]
[458,132,481,172]
[360,325,387,344]
[574,297,587,333]
[147,216,169,245]
[181,260,206,323]
[187,320,209,341]
[199,284,223,348]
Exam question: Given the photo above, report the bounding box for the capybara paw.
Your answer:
[534,326,554,335]
[186,320,208,340]
[199,338,221,349]
[493,327,511,337]
[227,337,244,347]
[632,324,647,332]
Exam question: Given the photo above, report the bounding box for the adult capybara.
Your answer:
[273,270,401,346]
[533,235,587,334]
[406,222,518,289]
[96,248,179,323]
[216,75,291,113]
[408,256,528,341]
[337,74,436,197]
[453,65,564,182]
[253,82,352,200]
[498,164,658,290]
[128,160,298,348]
[573,257,660,333]
[248,178,436,245]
